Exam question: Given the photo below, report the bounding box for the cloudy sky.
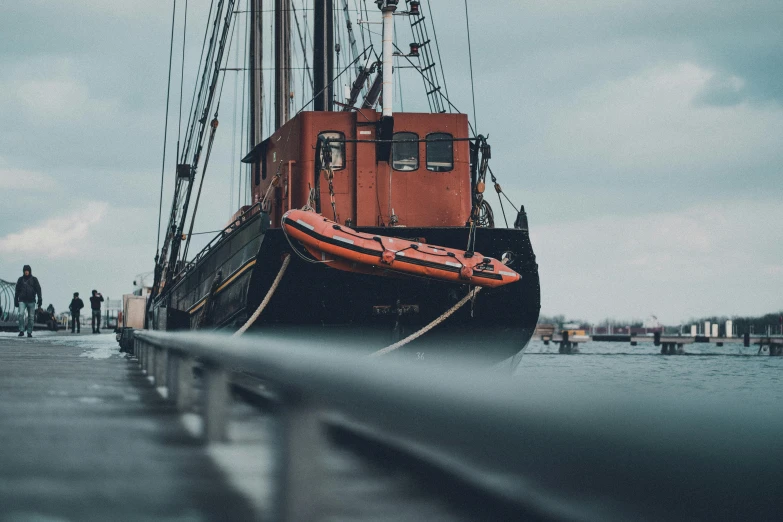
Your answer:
[1,1,781,324]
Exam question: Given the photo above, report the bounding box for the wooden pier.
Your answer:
[541,331,783,355]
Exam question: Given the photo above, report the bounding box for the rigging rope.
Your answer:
[463,0,478,132]
[182,0,217,163]
[370,287,483,357]
[157,0,178,254]
[426,0,450,104]
[291,1,314,90]
[177,0,189,147]
[369,249,511,358]
[233,254,291,336]
[183,12,240,262]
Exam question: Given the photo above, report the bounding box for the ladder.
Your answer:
[405,0,448,113]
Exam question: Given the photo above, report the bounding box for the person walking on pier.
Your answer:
[14,265,42,338]
[69,292,84,333]
[90,290,104,334]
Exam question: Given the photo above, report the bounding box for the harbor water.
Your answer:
[516,340,783,408]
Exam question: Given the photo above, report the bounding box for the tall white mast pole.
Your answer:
[377,0,398,118]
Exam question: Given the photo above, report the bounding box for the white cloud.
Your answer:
[16,78,89,120]
[0,157,57,189]
[531,199,782,323]
[533,62,783,174]
[0,202,108,259]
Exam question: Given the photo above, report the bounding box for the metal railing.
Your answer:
[174,202,263,282]
[0,279,18,322]
[133,330,783,522]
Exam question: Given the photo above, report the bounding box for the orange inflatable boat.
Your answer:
[281,209,521,288]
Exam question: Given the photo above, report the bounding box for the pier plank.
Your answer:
[0,332,256,521]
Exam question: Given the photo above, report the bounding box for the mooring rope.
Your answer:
[232,254,291,337]
[370,286,483,357]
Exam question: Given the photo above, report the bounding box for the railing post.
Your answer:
[176,356,195,412]
[167,351,179,402]
[147,346,159,381]
[277,393,325,522]
[202,365,229,443]
[140,341,147,372]
[154,347,168,388]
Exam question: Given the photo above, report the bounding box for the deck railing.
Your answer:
[133,330,783,522]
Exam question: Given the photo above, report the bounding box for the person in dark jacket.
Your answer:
[14,265,42,338]
[69,292,85,333]
[90,290,104,334]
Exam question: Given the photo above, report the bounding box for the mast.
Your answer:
[275,0,291,127]
[151,0,237,302]
[250,0,264,145]
[313,0,334,111]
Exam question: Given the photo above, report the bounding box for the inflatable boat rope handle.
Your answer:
[233,254,292,337]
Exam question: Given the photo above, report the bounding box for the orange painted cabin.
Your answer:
[243,110,472,229]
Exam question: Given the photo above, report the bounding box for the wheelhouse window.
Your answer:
[318,131,345,170]
[426,133,453,172]
[392,132,419,171]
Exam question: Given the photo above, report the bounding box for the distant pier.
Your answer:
[541,331,783,355]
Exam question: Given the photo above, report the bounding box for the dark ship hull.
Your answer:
[152,211,540,364]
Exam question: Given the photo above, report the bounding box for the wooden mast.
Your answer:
[313,0,334,111]
[249,0,264,145]
[275,0,291,128]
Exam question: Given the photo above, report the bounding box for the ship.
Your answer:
[147,0,540,365]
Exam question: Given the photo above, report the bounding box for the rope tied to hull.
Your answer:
[369,286,483,357]
[233,254,291,337]
[369,257,510,357]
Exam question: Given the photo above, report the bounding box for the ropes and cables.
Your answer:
[463,0,478,132]
[181,0,217,163]
[177,0,189,147]
[370,286,482,357]
[232,254,291,336]
[393,44,476,136]
[182,11,240,262]
[157,0,179,255]
[291,1,314,91]
[394,16,403,111]
[425,0,450,103]
[402,0,446,113]
[187,229,226,236]
[154,0,237,294]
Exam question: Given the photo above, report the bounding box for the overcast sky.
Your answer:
[1,1,781,324]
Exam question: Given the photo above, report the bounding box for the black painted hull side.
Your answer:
[156,213,541,364]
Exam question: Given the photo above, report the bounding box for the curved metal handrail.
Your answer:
[0,279,18,322]
[133,329,783,522]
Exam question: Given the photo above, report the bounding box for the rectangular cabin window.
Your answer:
[426,133,454,172]
[392,132,419,171]
[318,131,345,170]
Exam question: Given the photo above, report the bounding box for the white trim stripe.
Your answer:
[296,219,315,230]
[333,235,355,245]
